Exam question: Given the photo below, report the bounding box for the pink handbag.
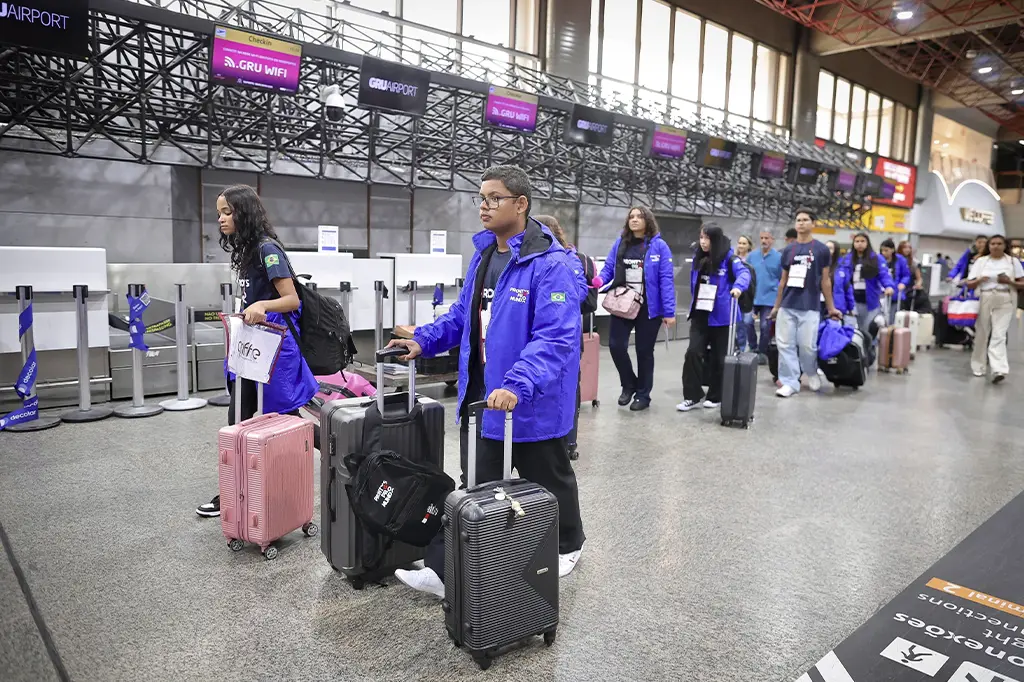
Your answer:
[602,286,643,320]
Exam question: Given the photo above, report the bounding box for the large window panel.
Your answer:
[403,0,457,31]
[816,71,834,139]
[402,0,458,67]
[515,0,540,54]
[463,0,511,47]
[337,0,399,54]
[865,92,880,153]
[753,45,777,122]
[638,0,671,92]
[775,53,790,126]
[892,104,907,161]
[879,97,894,157]
[848,85,866,150]
[589,0,601,73]
[728,34,754,116]
[701,22,729,110]
[671,10,701,102]
[602,0,638,83]
[832,78,850,144]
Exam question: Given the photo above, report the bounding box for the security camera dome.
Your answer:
[320,85,346,123]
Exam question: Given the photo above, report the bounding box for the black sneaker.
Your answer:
[629,399,650,412]
[568,449,580,461]
[617,390,635,406]
[196,495,220,518]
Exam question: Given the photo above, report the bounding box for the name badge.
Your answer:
[697,283,717,312]
[788,263,808,289]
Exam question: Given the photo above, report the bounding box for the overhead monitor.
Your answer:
[880,181,896,200]
[830,168,858,193]
[563,104,616,147]
[484,86,538,134]
[857,173,883,196]
[357,55,431,117]
[648,124,688,159]
[0,0,90,58]
[211,25,303,94]
[752,152,786,180]
[698,137,738,170]
[788,159,822,185]
[868,156,917,208]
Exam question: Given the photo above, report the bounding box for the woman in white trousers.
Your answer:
[965,234,1024,384]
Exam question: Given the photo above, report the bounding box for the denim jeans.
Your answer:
[854,303,881,340]
[735,311,756,352]
[775,308,820,392]
[754,305,773,355]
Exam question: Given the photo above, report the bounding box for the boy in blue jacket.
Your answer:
[387,165,586,598]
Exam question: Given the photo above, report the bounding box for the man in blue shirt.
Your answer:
[770,209,841,398]
[746,229,782,363]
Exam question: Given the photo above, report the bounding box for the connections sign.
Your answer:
[0,0,90,58]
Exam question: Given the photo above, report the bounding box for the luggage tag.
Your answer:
[493,487,526,526]
[853,265,866,290]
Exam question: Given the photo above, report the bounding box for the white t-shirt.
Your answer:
[968,255,1024,292]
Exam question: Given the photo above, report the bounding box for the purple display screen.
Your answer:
[836,169,857,192]
[758,152,786,179]
[211,26,302,94]
[485,86,538,134]
[880,181,896,199]
[649,125,688,159]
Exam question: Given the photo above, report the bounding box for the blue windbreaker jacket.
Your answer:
[598,234,676,319]
[886,254,912,302]
[831,265,855,314]
[746,248,782,307]
[836,253,896,311]
[413,219,582,442]
[687,248,751,327]
[950,248,974,280]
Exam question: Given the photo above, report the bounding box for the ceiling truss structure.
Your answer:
[756,0,1024,137]
[0,0,865,223]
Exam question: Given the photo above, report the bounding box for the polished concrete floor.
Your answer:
[2,327,1024,682]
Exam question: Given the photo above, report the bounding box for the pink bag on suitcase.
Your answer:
[580,317,600,406]
[220,380,317,560]
[314,370,377,402]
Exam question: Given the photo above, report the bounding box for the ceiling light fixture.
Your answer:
[1019,140,1024,145]
[1013,88,1024,95]
[979,66,993,74]
[896,10,914,20]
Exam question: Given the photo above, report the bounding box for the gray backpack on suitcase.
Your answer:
[442,402,559,670]
[721,298,758,428]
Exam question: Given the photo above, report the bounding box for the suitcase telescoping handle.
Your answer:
[234,373,264,423]
[726,296,739,356]
[375,347,416,414]
[466,400,513,489]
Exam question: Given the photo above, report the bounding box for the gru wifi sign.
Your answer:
[0,0,89,58]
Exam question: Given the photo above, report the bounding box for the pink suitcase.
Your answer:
[581,330,600,406]
[220,380,317,560]
[878,325,911,375]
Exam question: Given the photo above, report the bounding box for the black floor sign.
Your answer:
[795,491,1024,682]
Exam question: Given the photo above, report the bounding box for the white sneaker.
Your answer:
[394,567,445,599]
[676,399,699,412]
[558,549,582,577]
[807,373,822,392]
[702,400,721,409]
[775,385,796,398]
[973,370,985,377]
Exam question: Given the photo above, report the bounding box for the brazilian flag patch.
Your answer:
[550,292,566,303]
[264,254,280,267]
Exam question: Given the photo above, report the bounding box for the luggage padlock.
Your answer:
[493,487,507,501]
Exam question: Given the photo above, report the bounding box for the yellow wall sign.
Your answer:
[862,204,909,233]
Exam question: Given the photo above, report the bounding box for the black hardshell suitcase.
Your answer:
[820,328,868,389]
[443,402,559,670]
[320,349,445,589]
[721,299,758,428]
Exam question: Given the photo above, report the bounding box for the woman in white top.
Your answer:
[965,234,1024,383]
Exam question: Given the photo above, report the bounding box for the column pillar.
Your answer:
[914,87,934,202]
[545,0,593,83]
[791,27,821,143]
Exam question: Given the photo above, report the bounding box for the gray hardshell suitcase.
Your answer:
[320,349,444,589]
[443,402,559,670]
[721,298,758,428]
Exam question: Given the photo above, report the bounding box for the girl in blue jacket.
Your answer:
[880,238,911,320]
[676,223,750,412]
[836,232,895,337]
[950,235,990,281]
[196,185,318,519]
[826,240,855,322]
[599,206,676,412]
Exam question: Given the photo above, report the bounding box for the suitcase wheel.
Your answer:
[302,522,319,538]
[592,399,600,408]
[228,539,244,552]
[544,629,557,646]
[263,546,279,561]
[473,654,493,671]
[351,578,366,591]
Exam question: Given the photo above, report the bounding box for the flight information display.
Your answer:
[648,125,688,159]
[211,25,302,94]
[484,86,538,134]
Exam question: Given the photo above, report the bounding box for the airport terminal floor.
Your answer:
[2,331,1024,682]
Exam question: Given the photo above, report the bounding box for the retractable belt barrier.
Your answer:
[2,286,61,432]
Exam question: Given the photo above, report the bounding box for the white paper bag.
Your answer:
[223,314,286,384]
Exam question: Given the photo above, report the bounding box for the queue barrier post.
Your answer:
[3,285,61,432]
[61,284,114,423]
[160,283,207,412]
[114,283,164,419]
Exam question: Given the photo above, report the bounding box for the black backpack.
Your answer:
[259,240,357,374]
[577,251,599,315]
[729,256,756,314]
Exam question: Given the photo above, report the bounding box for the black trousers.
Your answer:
[568,343,583,452]
[608,305,663,402]
[682,315,731,403]
[424,411,586,584]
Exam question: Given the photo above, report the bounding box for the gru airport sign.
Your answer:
[0,0,90,59]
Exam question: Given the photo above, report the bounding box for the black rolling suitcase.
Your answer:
[320,349,445,589]
[443,402,559,670]
[721,299,758,428]
[819,328,869,389]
